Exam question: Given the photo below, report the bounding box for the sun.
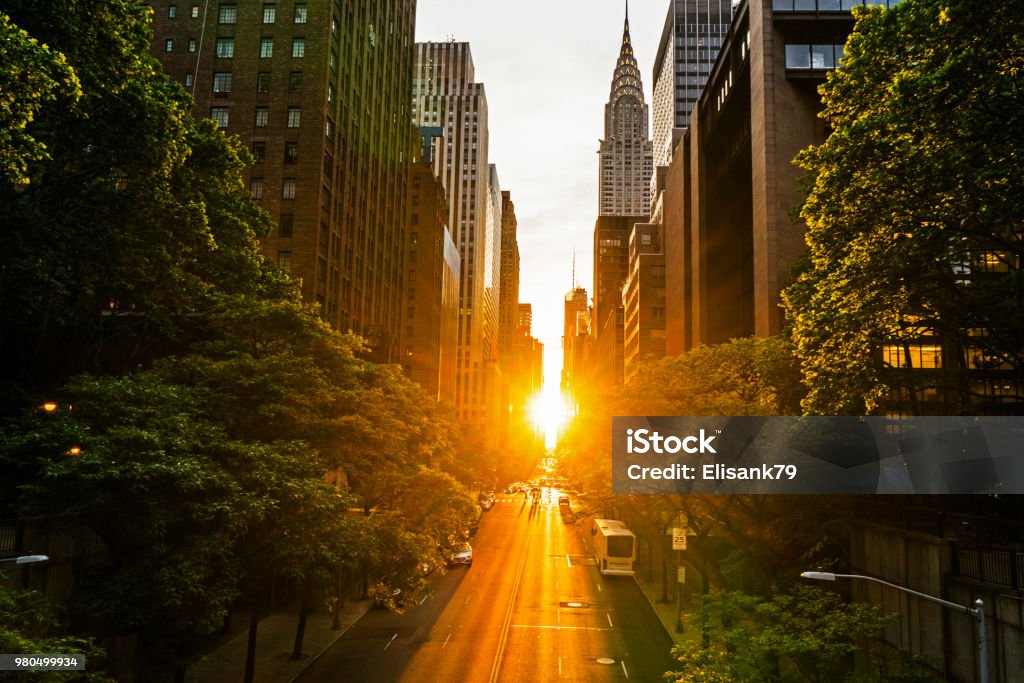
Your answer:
[528,385,570,448]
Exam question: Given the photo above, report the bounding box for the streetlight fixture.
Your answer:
[0,554,49,565]
[801,571,988,683]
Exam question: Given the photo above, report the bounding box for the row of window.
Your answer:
[209,105,301,128]
[182,4,308,24]
[785,44,846,70]
[210,70,310,94]
[773,0,902,10]
[205,36,305,59]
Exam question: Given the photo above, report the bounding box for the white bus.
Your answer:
[591,519,636,576]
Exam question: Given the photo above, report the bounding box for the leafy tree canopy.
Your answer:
[783,0,1024,414]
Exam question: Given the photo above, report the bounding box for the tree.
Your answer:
[783,0,1024,415]
[0,583,113,683]
[667,587,941,683]
[0,13,79,184]
[0,2,294,392]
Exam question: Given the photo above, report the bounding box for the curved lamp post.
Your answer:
[801,571,988,683]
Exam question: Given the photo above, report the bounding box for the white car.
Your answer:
[449,543,473,565]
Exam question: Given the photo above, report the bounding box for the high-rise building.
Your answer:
[412,42,498,426]
[149,1,417,361]
[562,287,590,412]
[598,5,654,217]
[665,0,849,349]
[623,223,666,381]
[498,191,520,360]
[402,127,459,403]
[651,0,734,169]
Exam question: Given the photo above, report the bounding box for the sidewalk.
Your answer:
[185,599,372,683]
[630,561,704,647]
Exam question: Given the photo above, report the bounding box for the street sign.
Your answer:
[678,567,686,584]
[672,528,687,550]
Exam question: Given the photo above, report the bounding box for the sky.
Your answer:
[414,0,668,393]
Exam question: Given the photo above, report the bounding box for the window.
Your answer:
[252,141,266,163]
[287,107,301,128]
[185,73,194,87]
[327,83,335,104]
[210,106,229,128]
[330,50,337,72]
[332,16,339,38]
[325,117,334,139]
[291,37,305,58]
[218,4,236,23]
[255,106,269,127]
[212,72,232,94]
[811,44,835,69]
[294,4,307,23]
[262,4,276,23]
[284,142,298,164]
[260,37,274,58]
[188,38,197,52]
[289,71,303,91]
[250,178,263,199]
[165,39,174,52]
[785,44,810,69]
[282,178,296,199]
[318,257,327,281]
[215,37,234,58]
[278,214,293,237]
[277,251,292,269]
[168,5,177,18]
[191,4,200,18]
[256,71,271,93]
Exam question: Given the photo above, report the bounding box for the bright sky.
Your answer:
[415,0,667,394]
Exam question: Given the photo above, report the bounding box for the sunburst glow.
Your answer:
[528,385,570,448]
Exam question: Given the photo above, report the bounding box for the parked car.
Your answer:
[478,492,494,511]
[448,542,473,566]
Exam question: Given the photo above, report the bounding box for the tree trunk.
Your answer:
[292,584,311,660]
[244,597,262,683]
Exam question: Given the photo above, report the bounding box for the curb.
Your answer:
[285,600,372,683]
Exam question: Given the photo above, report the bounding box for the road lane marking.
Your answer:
[558,657,562,676]
[419,594,429,605]
[489,523,532,683]
[621,661,629,679]
[383,633,398,651]
[606,613,614,628]
[510,624,613,631]
[442,633,451,649]
[566,553,571,567]
[464,592,473,605]
[596,583,602,592]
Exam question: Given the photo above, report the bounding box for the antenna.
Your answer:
[572,246,576,289]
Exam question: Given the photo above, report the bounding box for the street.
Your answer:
[297,492,675,682]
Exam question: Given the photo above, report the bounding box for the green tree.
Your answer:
[667,587,941,683]
[783,0,1024,415]
[0,2,294,391]
[0,13,79,184]
[0,583,113,683]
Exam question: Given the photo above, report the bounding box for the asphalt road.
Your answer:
[296,492,675,682]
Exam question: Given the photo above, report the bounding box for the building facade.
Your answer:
[412,42,497,424]
[598,7,654,217]
[149,0,417,361]
[665,0,851,350]
[651,0,734,170]
[623,222,667,381]
[498,191,519,361]
[402,127,459,403]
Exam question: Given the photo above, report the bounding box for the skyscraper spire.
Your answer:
[598,0,653,216]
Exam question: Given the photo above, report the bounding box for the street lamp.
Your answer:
[801,571,988,683]
[0,555,49,565]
